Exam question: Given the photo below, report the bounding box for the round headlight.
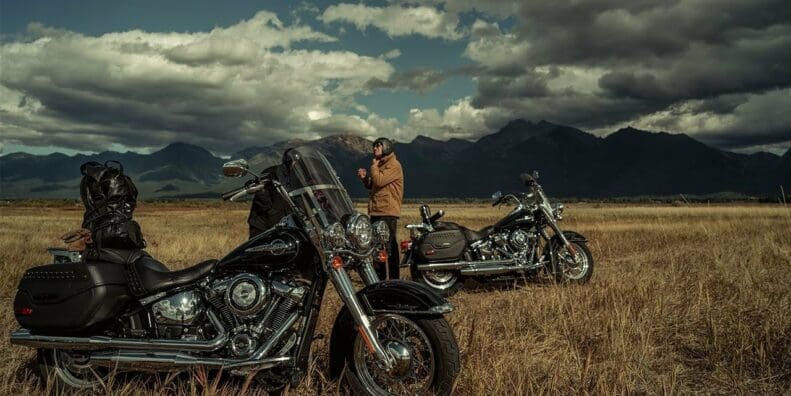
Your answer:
[323,222,347,249]
[552,203,565,219]
[346,213,372,250]
[372,220,390,245]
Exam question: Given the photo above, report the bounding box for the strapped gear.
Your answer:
[79,161,146,251]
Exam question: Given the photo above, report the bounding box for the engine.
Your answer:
[471,229,536,263]
[149,273,308,358]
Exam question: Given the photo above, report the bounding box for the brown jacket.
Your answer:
[363,153,404,217]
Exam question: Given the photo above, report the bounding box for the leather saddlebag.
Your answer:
[14,261,132,335]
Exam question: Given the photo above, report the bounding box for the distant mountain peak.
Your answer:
[157,141,208,152]
[411,135,442,144]
[315,134,371,153]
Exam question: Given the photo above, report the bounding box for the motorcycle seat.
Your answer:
[91,249,216,296]
[461,226,494,242]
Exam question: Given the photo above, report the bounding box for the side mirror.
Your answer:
[491,191,502,201]
[223,159,249,178]
[532,170,539,180]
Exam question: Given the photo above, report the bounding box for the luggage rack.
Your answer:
[47,248,82,264]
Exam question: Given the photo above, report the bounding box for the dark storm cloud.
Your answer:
[460,0,791,150]
[365,68,447,94]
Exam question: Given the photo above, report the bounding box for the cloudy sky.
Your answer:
[1,0,790,156]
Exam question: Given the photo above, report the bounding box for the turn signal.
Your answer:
[377,249,388,263]
[331,255,344,270]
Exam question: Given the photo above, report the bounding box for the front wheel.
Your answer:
[551,241,594,284]
[333,311,460,395]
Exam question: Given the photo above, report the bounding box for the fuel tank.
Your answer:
[493,208,530,229]
[217,226,314,272]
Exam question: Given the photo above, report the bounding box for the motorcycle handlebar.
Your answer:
[429,210,444,222]
[221,186,246,201]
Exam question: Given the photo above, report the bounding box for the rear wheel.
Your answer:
[410,265,463,296]
[38,349,109,392]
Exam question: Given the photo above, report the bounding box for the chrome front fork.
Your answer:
[541,206,577,254]
[358,257,381,286]
[328,264,394,370]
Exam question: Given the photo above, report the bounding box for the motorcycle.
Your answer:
[403,171,594,296]
[11,147,460,395]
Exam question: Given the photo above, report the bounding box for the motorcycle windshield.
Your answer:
[283,146,356,228]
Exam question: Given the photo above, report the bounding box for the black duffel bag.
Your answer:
[80,161,146,251]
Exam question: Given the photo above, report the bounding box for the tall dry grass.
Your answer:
[0,202,789,394]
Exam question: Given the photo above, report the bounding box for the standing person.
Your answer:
[357,138,404,280]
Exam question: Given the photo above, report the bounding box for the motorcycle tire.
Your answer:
[410,265,464,297]
[330,309,460,395]
[37,348,108,392]
[551,241,594,284]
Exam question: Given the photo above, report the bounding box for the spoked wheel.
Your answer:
[343,314,459,396]
[553,241,594,284]
[38,348,109,391]
[411,266,463,296]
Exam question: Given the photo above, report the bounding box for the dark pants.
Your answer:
[371,216,399,280]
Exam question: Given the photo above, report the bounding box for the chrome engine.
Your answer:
[149,273,308,357]
[224,274,270,317]
[472,229,537,264]
[152,290,203,325]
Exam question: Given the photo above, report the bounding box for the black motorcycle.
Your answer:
[11,147,460,395]
[403,171,594,296]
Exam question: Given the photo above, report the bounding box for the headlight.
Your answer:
[346,213,373,250]
[552,203,565,220]
[323,222,347,249]
[372,220,390,245]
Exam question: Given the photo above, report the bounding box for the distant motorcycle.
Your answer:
[403,171,593,296]
[11,147,460,395]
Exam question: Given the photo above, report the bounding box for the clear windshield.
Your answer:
[283,146,356,228]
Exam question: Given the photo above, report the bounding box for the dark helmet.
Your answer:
[373,137,394,156]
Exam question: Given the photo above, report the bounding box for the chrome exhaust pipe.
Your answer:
[10,311,227,352]
[90,351,291,371]
[89,311,301,372]
[416,258,515,272]
[460,264,528,276]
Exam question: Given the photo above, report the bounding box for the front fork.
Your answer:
[540,207,577,255]
[358,257,381,286]
[328,263,394,370]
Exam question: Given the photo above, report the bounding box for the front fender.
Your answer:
[556,230,587,243]
[328,279,453,379]
[357,279,453,317]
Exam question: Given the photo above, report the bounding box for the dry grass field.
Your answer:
[0,201,789,395]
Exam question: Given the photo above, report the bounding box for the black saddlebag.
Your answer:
[416,229,467,262]
[14,261,132,335]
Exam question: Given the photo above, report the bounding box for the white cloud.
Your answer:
[398,97,497,141]
[319,3,465,40]
[0,12,396,153]
[381,49,402,59]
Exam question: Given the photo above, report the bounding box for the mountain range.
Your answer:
[1,120,789,199]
